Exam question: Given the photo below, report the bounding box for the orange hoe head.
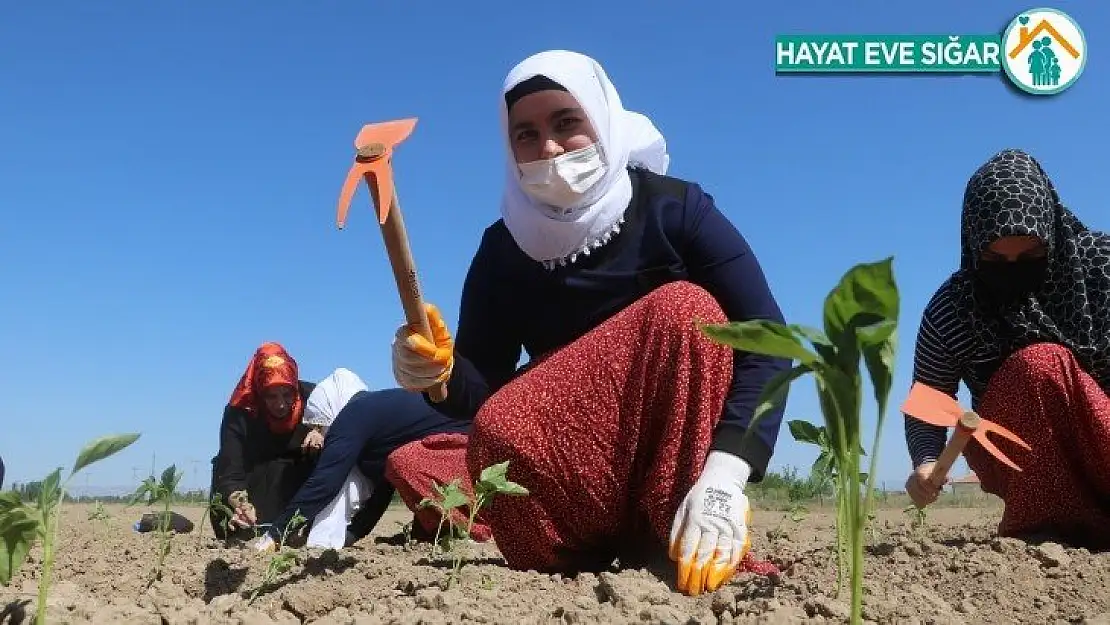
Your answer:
[336,118,418,228]
[900,382,1033,472]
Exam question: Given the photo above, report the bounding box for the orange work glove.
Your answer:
[391,303,455,392]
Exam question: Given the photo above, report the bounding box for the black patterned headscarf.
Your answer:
[951,148,1110,391]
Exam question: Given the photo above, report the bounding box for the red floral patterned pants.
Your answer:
[386,281,778,576]
[966,342,1110,546]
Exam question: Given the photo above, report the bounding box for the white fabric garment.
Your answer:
[302,367,373,549]
[303,368,370,432]
[499,49,671,270]
[668,451,753,594]
[306,467,373,549]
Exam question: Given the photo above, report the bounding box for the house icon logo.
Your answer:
[1001,8,1087,95]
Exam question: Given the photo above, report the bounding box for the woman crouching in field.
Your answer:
[209,342,320,539]
[904,148,1110,547]
[257,368,471,551]
[384,49,786,595]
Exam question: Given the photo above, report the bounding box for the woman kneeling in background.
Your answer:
[904,148,1110,547]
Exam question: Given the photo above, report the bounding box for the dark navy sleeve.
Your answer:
[268,404,366,539]
[680,184,792,481]
[424,227,523,419]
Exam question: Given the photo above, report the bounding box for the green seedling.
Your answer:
[701,257,898,625]
[788,419,872,580]
[87,501,111,523]
[768,503,808,542]
[419,479,470,556]
[0,433,141,625]
[128,464,184,585]
[865,506,880,543]
[788,503,808,523]
[198,493,235,545]
[902,504,928,533]
[418,460,529,589]
[247,510,305,605]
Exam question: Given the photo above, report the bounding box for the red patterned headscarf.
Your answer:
[228,342,304,434]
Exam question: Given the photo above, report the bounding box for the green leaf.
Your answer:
[0,507,40,586]
[789,324,838,362]
[788,420,823,446]
[159,465,183,494]
[0,492,22,512]
[811,363,861,461]
[812,451,834,483]
[789,324,830,347]
[862,326,898,414]
[822,257,899,357]
[856,319,896,348]
[700,320,819,365]
[129,479,154,507]
[477,461,510,488]
[71,433,141,477]
[752,364,813,428]
[439,481,469,511]
[496,480,529,496]
[209,494,233,517]
[288,511,306,532]
[38,468,64,511]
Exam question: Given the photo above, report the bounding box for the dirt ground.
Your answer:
[2,502,1109,625]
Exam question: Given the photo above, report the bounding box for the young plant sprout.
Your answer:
[128,464,184,585]
[247,511,306,605]
[87,501,111,523]
[198,492,235,545]
[787,418,869,586]
[418,460,529,589]
[903,504,929,533]
[420,479,471,556]
[0,433,141,625]
[701,257,898,625]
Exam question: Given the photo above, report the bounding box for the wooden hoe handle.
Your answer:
[927,411,981,488]
[372,177,448,403]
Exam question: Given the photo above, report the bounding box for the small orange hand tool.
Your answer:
[336,118,447,402]
[900,382,1032,505]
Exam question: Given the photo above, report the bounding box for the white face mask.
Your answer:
[517,144,607,211]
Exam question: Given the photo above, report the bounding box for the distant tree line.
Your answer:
[7,481,212,504]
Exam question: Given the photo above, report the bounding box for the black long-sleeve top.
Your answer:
[423,168,791,480]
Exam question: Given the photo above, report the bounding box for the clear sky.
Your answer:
[1,1,1105,492]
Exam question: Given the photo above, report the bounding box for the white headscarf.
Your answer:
[499,50,671,270]
[304,368,370,429]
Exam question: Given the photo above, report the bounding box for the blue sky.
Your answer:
[1,1,1105,492]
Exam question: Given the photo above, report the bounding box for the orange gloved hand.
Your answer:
[668,451,754,596]
[391,302,455,392]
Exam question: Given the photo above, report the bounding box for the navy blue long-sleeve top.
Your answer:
[424,168,791,480]
[268,387,468,539]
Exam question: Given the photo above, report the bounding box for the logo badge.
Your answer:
[1001,8,1087,95]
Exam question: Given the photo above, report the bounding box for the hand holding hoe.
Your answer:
[900,381,1032,507]
[336,118,447,402]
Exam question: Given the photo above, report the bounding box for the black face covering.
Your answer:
[973,256,1049,308]
[949,148,1110,392]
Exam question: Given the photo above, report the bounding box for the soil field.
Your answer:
[2,503,1109,624]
